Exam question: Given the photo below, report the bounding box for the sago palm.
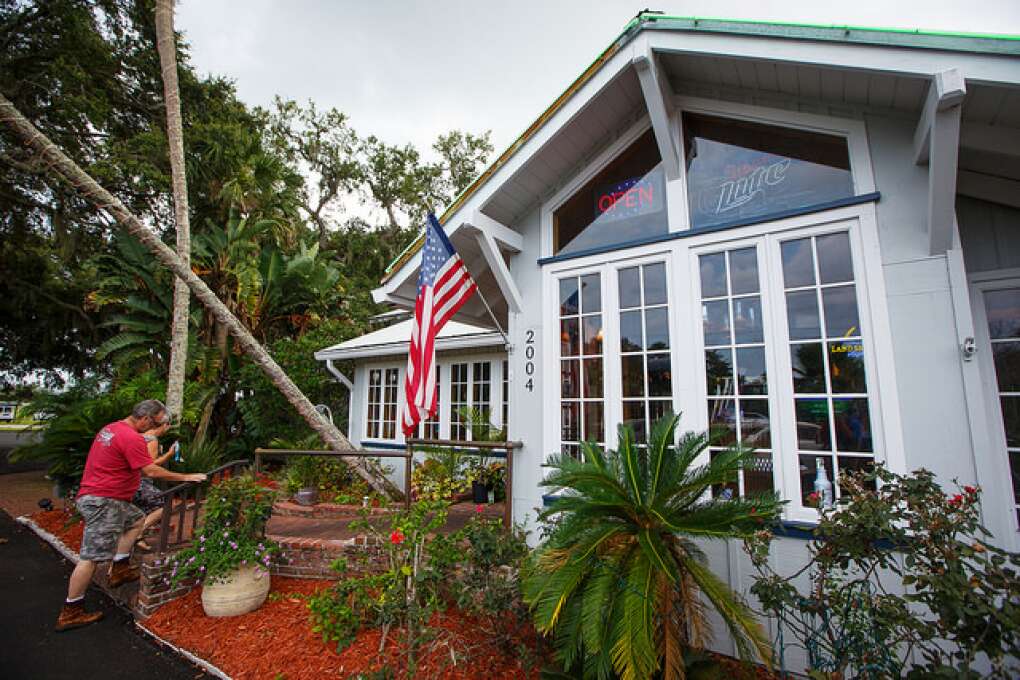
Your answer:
[523,413,783,680]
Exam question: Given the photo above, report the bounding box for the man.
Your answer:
[55,399,207,632]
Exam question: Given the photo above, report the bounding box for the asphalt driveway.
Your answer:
[0,510,211,679]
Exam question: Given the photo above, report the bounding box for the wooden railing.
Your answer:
[404,438,523,528]
[153,459,250,553]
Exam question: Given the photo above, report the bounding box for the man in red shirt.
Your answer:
[56,399,207,632]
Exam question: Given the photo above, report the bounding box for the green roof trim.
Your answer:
[382,12,1020,279]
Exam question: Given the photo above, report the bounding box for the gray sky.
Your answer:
[177,0,1020,162]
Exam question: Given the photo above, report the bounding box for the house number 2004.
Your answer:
[524,328,536,392]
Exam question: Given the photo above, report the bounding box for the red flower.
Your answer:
[475,504,484,514]
[390,530,405,545]
[949,494,963,507]
[964,485,977,495]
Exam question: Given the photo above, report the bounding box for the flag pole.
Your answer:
[474,283,512,351]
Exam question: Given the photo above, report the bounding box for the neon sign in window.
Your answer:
[684,113,853,230]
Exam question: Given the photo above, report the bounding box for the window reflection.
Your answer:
[684,113,853,230]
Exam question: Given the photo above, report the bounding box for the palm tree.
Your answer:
[155,0,190,420]
[523,413,782,680]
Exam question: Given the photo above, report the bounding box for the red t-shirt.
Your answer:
[76,420,153,501]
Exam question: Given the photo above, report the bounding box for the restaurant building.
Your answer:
[317,14,1020,660]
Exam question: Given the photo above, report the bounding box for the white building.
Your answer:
[317,14,1020,664]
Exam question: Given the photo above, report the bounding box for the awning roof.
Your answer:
[313,319,504,362]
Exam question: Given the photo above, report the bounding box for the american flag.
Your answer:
[402,214,477,436]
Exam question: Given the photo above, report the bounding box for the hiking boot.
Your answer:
[55,601,104,632]
[108,559,139,588]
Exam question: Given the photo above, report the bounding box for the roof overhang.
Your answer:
[375,14,1020,313]
[314,320,505,362]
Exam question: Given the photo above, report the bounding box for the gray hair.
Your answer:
[132,399,168,422]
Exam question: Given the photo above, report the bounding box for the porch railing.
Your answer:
[153,459,250,553]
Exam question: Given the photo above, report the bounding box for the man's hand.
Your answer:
[184,473,207,483]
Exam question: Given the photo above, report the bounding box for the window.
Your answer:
[553,130,666,256]
[418,369,441,441]
[366,368,399,440]
[983,287,1020,524]
[0,404,13,420]
[618,262,673,443]
[698,247,774,496]
[449,361,492,440]
[779,232,874,505]
[684,113,853,230]
[559,273,604,457]
[688,227,880,514]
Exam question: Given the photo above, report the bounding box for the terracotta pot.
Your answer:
[294,487,318,506]
[200,565,270,617]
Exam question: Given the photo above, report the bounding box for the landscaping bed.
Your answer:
[142,576,542,679]
[31,508,83,553]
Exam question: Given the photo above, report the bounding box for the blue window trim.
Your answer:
[539,192,880,266]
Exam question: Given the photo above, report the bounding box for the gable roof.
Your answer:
[380,12,1020,282]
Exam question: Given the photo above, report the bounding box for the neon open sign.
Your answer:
[594,170,664,223]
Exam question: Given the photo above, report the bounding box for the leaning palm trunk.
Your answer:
[155,0,189,420]
[0,93,398,498]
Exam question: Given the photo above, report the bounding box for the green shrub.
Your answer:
[745,466,1020,679]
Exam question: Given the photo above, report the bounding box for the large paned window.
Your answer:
[618,262,672,443]
[559,274,605,457]
[684,113,853,230]
[553,130,666,256]
[502,359,509,434]
[698,247,774,496]
[780,232,874,504]
[366,367,399,440]
[688,227,879,513]
[449,361,493,440]
[983,287,1020,524]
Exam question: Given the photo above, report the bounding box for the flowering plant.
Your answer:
[166,474,281,586]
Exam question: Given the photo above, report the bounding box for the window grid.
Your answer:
[472,362,492,436]
[619,263,672,444]
[366,368,399,440]
[781,233,873,507]
[559,274,604,459]
[984,288,1020,526]
[450,363,469,440]
[700,247,773,498]
[418,369,441,441]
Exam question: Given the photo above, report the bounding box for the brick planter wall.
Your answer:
[135,552,199,619]
[272,500,396,519]
[270,534,388,579]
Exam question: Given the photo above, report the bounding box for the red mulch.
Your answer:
[31,509,83,553]
[143,577,542,680]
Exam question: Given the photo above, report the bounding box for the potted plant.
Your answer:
[167,474,281,617]
[287,455,320,506]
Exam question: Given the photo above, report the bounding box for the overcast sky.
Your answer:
[176,1,1020,160]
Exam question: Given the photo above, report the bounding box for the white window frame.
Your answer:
[969,271,1020,543]
[363,364,401,442]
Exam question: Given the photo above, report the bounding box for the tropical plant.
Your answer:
[168,474,280,586]
[523,413,783,680]
[169,438,225,475]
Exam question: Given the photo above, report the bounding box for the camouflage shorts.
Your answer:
[76,495,144,561]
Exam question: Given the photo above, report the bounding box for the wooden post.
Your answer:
[503,442,513,529]
[405,442,413,511]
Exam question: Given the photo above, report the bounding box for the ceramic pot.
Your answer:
[201,564,270,617]
[294,487,318,506]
